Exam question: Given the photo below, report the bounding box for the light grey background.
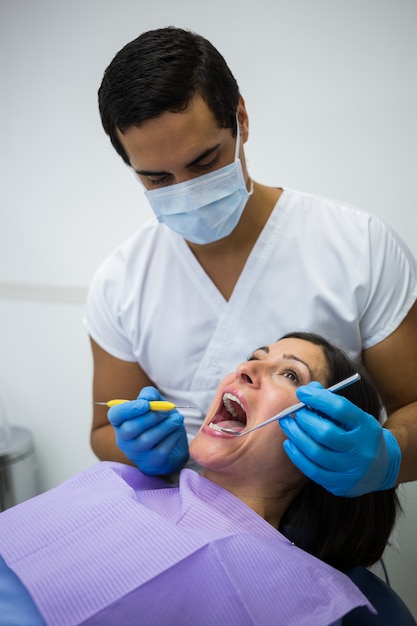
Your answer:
[1,0,416,617]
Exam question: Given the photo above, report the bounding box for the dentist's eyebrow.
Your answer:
[135,143,222,177]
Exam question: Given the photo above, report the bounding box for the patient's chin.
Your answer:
[188,436,202,463]
[189,433,220,468]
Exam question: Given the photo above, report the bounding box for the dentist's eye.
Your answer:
[147,174,172,187]
[194,155,219,172]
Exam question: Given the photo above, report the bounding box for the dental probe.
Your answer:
[94,400,194,410]
[212,372,361,437]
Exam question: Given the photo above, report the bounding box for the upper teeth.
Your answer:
[223,393,245,417]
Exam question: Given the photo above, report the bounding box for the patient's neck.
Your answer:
[201,471,301,528]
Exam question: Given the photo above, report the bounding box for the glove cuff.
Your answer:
[379,429,402,490]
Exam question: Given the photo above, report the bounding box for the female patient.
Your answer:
[0,333,402,625]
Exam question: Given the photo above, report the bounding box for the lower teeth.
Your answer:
[209,423,224,432]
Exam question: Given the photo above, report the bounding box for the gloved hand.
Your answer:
[279,382,402,497]
[107,386,189,475]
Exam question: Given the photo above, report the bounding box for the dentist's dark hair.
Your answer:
[278,332,400,570]
[98,27,240,165]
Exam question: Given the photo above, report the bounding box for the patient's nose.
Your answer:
[236,361,263,387]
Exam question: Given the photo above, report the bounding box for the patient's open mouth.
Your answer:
[209,392,247,434]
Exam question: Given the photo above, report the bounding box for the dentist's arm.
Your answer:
[364,300,417,486]
[90,338,188,474]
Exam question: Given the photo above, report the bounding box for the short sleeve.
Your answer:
[360,216,417,348]
[84,254,138,362]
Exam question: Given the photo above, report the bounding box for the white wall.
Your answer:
[1,0,416,616]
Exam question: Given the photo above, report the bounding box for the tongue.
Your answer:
[216,419,245,432]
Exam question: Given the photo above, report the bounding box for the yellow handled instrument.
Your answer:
[94,400,191,410]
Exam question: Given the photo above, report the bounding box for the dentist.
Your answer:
[86,26,417,497]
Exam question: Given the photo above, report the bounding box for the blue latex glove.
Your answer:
[279,382,402,497]
[107,386,189,475]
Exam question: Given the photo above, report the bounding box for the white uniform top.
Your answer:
[85,188,417,437]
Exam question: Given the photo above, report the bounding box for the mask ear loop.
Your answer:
[234,115,241,161]
[236,114,254,195]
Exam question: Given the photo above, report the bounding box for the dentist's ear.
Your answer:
[237,96,249,143]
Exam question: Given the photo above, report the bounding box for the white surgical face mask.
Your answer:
[143,123,253,244]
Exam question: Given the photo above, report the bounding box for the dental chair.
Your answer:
[342,566,416,625]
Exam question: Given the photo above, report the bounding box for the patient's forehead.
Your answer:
[259,338,329,383]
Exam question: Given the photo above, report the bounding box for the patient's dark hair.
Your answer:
[278,332,400,570]
[98,27,240,165]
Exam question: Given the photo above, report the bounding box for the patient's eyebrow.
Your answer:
[282,353,314,379]
[247,346,269,360]
[135,143,222,177]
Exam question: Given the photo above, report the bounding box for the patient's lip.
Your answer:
[222,387,249,416]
